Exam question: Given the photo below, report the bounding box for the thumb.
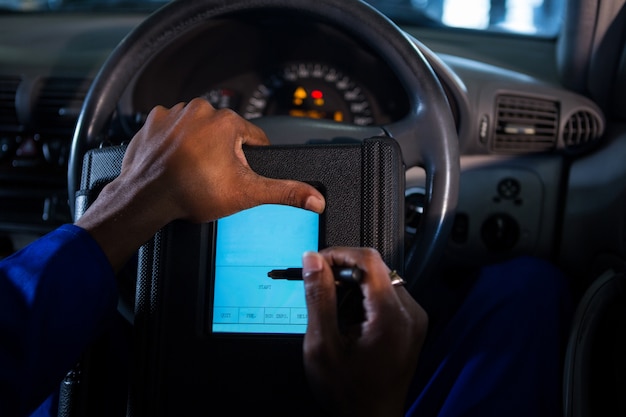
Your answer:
[250,177,326,214]
[302,251,339,341]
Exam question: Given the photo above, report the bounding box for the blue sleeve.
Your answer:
[0,224,118,417]
[406,256,573,417]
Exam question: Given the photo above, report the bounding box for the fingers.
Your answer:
[246,177,326,214]
[301,247,427,416]
[123,98,326,222]
[314,247,421,336]
[176,99,326,214]
[238,118,271,147]
[199,102,325,214]
[302,247,405,340]
[320,246,398,295]
[302,251,340,338]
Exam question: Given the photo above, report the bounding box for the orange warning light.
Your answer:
[293,86,307,106]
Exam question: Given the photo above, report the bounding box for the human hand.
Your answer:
[76,98,325,270]
[302,248,428,417]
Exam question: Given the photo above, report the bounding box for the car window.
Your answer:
[0,0,563,37]
[367,0,563,37]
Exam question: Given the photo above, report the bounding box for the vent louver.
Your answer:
[493,95,559,153]
[33,77,90,132]
[563,110,603,149]
[0,76,21,128]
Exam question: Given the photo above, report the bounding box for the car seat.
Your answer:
[562,269,626,417]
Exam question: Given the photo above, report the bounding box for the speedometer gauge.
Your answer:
[243,63,375,126]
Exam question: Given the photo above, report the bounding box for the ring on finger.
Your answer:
[389,270,406,287]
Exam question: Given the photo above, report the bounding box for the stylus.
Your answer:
[267,267,362,285]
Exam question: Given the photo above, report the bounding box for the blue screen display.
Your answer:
[212,204,319,334]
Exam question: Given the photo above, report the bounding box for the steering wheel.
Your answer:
[68,0,459,294]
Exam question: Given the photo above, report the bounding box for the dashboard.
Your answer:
[5,5,626,416]
[118,17,410,135]
[0,9,610,277]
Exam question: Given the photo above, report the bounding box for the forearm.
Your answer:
[75,175,178,273]
[0,225,118,416]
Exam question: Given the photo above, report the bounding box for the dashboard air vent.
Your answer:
[33,77,90,131]
[493,95,559,153]
[0,76,21,128]
[562,110,603,149]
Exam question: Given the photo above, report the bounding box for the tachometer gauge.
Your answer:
[244,63,375,126]
[202,88,240,110]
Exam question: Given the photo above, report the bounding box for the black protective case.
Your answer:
[73,136,405,417]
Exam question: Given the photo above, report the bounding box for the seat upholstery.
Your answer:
[562,270,626,417]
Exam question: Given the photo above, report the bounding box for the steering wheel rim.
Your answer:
[68,0,460,292]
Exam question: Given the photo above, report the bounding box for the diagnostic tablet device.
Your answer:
[211,204,321,335]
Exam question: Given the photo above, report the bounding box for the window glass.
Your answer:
[365,0,564,37]
[0,0,564,38]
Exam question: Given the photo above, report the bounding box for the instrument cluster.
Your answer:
[122,18,410,134]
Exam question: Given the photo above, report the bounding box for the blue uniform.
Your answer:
[407,256,573,417]
[0,225,117,417]
[0,225,572,417]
